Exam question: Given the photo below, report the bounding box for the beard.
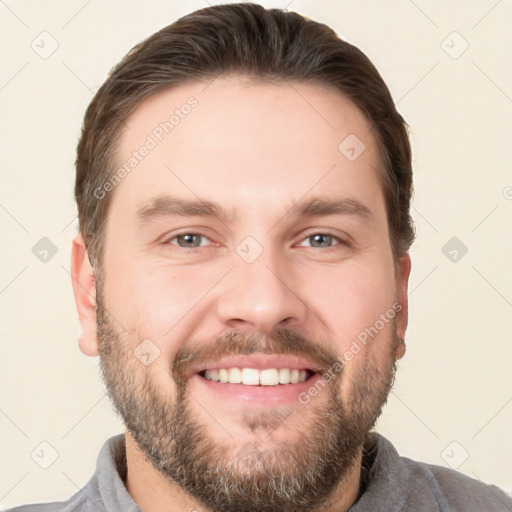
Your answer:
[96,289,399,512]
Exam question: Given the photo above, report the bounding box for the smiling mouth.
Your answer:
[198,367,318,386]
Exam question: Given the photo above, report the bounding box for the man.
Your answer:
[9,3,511,511]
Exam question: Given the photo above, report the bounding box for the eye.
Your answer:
[169,233,211,248]
[298,233,342,248]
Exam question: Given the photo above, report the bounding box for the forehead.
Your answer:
[111,76,385,226]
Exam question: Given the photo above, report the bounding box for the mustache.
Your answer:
[171,328,341,386]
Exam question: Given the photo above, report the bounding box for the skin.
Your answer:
[71,76,411,512]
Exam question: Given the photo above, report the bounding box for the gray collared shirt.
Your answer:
[6,433,512,511]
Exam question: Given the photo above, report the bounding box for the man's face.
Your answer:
[90,77,410,511]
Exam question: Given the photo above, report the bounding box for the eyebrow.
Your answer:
[136,196,233,225]
[136,194,375,226]
[295,197,374,223]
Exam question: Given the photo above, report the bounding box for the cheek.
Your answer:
[318,260,398,401]
[304,257,397,344]
[104,261,222,351]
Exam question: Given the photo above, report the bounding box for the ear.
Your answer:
[394,251,412,360]
[71,233,99,356]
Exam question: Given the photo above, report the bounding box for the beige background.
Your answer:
[1,0,511,507]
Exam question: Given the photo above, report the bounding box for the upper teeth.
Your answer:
[203,368,309,386]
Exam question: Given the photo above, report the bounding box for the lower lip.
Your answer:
[190,373,322,406]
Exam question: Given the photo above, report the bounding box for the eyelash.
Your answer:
[165,231,347,250]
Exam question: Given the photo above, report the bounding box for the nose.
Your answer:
[215,251,309,334]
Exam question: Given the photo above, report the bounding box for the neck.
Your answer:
[125,431,363,512]
[125,432,200,512]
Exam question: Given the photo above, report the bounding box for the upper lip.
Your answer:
[190,354,323,376]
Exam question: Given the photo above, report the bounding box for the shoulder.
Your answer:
[362,433,512,511]
[3,492,88,512]
[3,435,128,512]
[401,455,512,511]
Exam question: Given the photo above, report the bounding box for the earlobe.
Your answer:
[71,233,100,356]
[395,337,406,360]
[394,251,412,359]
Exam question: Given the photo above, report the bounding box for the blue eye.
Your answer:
[170,233,209,248]
[299,234,341,248]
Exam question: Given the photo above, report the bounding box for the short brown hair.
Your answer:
[75,2,415,277]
